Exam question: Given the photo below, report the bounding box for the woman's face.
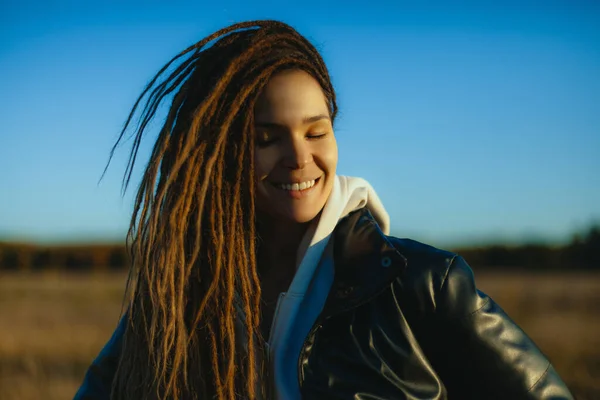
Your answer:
[254,69,338,224]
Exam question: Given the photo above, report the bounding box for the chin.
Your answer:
[280,206,323,224]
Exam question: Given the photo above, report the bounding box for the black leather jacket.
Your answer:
[75,208,573,399]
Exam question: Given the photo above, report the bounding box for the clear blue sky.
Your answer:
[1,1,599,247]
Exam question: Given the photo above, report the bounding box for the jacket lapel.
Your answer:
[320,208,407,319]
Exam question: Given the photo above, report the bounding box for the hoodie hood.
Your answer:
[290,175,389,294]
[268,175,390,400]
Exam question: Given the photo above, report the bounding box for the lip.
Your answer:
[268,177,322,199]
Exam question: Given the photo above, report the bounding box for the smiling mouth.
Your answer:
[269,177,321,192]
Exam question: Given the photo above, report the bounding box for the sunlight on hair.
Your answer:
[105,20,337,399]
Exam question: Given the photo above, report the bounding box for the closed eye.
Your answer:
[256,131,328,147]
[307,133,327,140]
[256,131,279,147]
[256,138,278,147]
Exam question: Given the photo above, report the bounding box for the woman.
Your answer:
[75,20,573,399]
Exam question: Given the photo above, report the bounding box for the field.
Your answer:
[1,271,599,399]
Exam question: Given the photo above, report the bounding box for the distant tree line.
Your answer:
[0,225,598,272]
[455,225,600,271]
[0,243,129,272]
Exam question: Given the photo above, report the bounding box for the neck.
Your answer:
[256,213,312,274]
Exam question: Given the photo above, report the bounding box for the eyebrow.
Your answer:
[255,114,330,129]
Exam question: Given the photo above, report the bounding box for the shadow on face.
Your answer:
[254,69,338,225]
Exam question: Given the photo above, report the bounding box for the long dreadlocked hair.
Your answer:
[107,21,337,399]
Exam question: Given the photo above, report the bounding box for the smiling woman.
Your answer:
[74,20,573,400]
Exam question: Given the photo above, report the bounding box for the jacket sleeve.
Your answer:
[73,315,126,400]
[431,255,574,400]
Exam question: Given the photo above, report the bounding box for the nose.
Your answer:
[282,137,311,169]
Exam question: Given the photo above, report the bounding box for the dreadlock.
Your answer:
[107,20,337,399]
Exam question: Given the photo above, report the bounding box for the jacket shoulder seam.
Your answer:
[468,297,491,316]
[439,254,458,295]
[527,362,551,393]
[440,255,492,318]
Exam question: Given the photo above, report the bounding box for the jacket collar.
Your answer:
[320,207,407,319]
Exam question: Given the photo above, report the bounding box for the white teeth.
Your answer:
[277,179,316,191]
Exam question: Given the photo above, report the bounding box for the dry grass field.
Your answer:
[0,270,599,400]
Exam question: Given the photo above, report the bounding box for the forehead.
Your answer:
[254,70,329,125]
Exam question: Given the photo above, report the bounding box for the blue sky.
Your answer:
[1,1,599,247]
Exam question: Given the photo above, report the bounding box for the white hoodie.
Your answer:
[266,175,390,399]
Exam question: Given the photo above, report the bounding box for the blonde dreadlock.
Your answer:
[107,20,337,399]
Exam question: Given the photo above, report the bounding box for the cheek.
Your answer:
[254,148,275,181]
[319,139,338,173]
